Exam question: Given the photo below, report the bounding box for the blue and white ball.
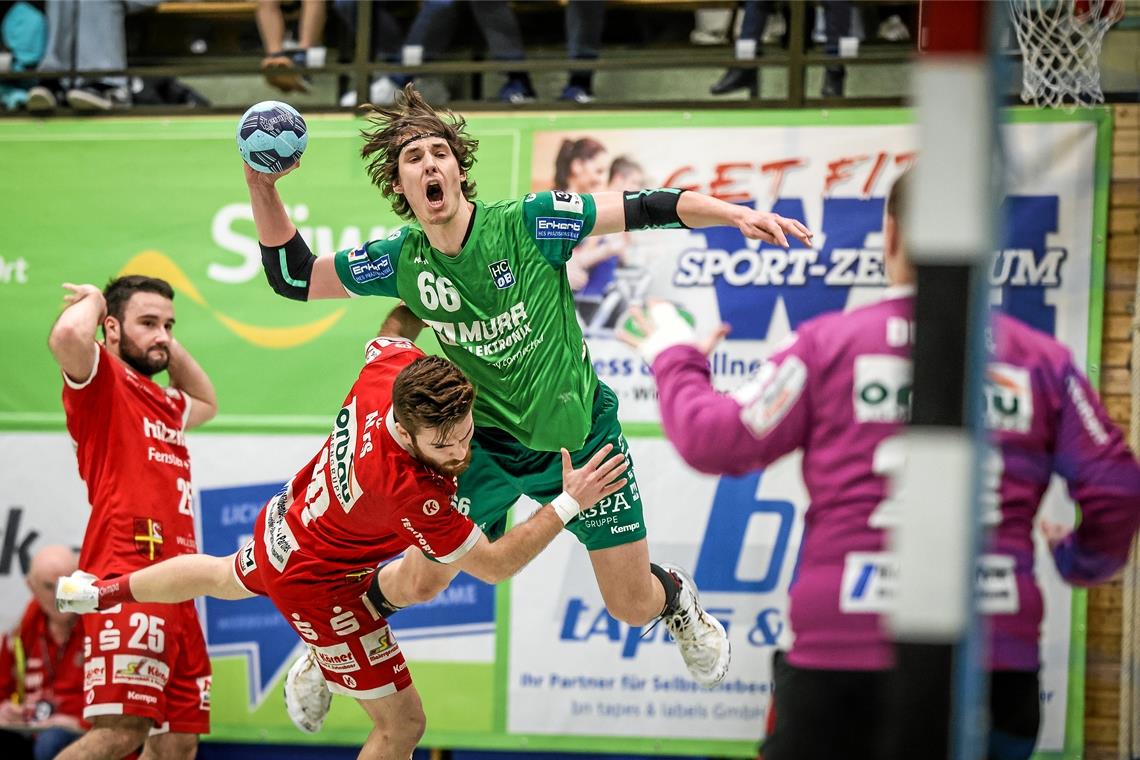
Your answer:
[236,101,308,174]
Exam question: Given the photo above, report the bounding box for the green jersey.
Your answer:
[334,191,599,451]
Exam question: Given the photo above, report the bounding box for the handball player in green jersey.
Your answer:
[245,85,813,716]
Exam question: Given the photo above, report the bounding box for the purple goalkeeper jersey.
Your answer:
[653,288,1140,672]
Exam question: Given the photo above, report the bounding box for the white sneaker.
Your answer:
[340,76,399,108]
[878,14,911,42]
[284,650,331,734]
[56,571,99,614]
[761,13,786,44]
[659,563,730,688]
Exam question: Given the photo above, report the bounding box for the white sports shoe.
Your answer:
[56,571,99,614]
[284,650,331,734]
[659,563,731,688]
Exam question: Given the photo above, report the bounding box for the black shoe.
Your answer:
[821,65,846,98]
[710,67,758,96]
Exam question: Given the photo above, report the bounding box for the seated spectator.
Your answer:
[257,0,327,94]
[0,546,85,760]
[26,0,162,112]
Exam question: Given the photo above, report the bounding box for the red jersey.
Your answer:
[0,602,85,722]
[246,338,480,595]
[62,343,198,577]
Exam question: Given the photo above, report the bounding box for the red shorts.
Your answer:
[232,505,413,700]
[82,600,211,733]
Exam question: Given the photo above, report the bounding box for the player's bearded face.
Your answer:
[115,294,174,377]
[408,415,474,477]
[396,137,465,225]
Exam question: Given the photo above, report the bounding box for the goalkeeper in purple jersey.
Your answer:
[243,82,813,714]
[621,170,1140,760]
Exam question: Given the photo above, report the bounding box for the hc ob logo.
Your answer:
[559,470,798,658]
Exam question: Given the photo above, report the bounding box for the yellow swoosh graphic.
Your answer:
[119,251,346,349]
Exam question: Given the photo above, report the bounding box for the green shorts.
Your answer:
[455,382,646,551]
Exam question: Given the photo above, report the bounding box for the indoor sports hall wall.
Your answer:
[0,108,1113,759]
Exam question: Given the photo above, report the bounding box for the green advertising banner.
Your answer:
[0,108,1109,759]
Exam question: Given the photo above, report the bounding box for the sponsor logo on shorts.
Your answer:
[551,190,584,214]
[343,674,358,688]
[111,655,170,690]
[132,518,164,561]
[313,643,361,674]
[610,522,641,535]
[488,259,515,290]
[985,363,1033,433]
[127,690,158,706]
[349,254,393,284]
[238,541,257,576]
[359,626,400,666]
[197,676,212,711]
[422,499,440,516]
[84,657,107,690]
[535,216,583,240]
[852,354,912,424]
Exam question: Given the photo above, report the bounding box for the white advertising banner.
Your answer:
[509,119,1098,751]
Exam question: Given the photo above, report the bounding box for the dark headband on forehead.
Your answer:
[396,131,446,157]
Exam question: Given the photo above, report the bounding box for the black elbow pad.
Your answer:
[261,231,315,302]
[624,188,688,231]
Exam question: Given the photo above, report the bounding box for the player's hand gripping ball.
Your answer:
[620,303,696,339]
[236,101,308,173]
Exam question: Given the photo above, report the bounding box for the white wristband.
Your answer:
[550,492,581,524]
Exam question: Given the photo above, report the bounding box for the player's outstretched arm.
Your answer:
[58,553,255,614]
[588,190,813,248]
[245,162,349,302]
[619,301,808,476]
[48,283,105,383]
[1048,364,1140,586]
[451,445,629,585]
[166,339,218,429]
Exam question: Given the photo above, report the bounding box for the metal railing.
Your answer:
[0,1,1014,115]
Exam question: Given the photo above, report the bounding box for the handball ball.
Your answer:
[236,101,307,174]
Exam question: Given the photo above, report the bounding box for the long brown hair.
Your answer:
[392,356,475,442]
[360,84,479,220]
[553,137,606,191]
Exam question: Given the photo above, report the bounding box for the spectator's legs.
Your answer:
[562,0,605,101]
[27,0,77,110]
[404,0,461,61]
[65,0,131,110]
[822,0,850,97]
[255,0,288,55]
[711,1,768,96]
[468,1,535,102]
[32,728,82,760]
[334,0,405,105]
[256,0,309,93]
[297,0,327,51]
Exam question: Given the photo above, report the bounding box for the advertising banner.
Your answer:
[0,109,1108,758]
